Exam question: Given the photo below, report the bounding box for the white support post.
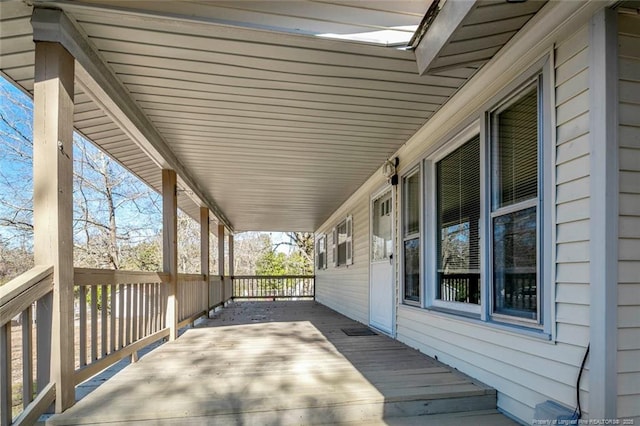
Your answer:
[163,170,178,341]
[218,224,225,302]
[228,234,234,278]
[589,7,618,420]
[200,207,210,312]
[32,42,75,413]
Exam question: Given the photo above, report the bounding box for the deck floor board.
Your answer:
[47,301,515,425]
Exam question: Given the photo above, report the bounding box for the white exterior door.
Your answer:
[370,188,394,335]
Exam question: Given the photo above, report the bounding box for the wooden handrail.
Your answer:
[177,273,206,281]
[0,265,54,325]
[232,275,315,279]
[74,268,171,286]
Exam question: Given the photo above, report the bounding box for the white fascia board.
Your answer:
[414,0,477,75]
[30,7,233,232]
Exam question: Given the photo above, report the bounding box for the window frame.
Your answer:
[333,215,353,267]
[401,165,423,305]
[487,77,544,328]
[315,234,327,270]
[426,123,483,316]
[417,53,553,335]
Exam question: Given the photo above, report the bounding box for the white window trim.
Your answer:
[334,215,353,267]
[346,215,354,266]
[419,53,554,334]
[426,122,482,316]
[315,234,327,270]
[400,165,423,306]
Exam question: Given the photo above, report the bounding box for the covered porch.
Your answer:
[46,301,511,425]
[0,0,557,424]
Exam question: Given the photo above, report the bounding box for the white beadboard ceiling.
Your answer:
[0,0,545,232]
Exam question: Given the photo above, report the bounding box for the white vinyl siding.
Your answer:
[315,192,370,325]
[394,24,593,423]
[617,12,640,421]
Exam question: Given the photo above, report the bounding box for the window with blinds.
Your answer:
[491,82,540,322]
[403,168,421,303]
[436,136,481,305]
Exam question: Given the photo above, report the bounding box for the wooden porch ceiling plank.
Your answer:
[175,151,395,166]
[148,108,421,133]
[161,135,405,153]
[124,82,446,111]
[442,31,515,57]
[73,107,107,121]
[71,11,418,64]
[93,39,432,85]
[169,144,394,158]
[161,133,405,151]
[109,63,461,97]
[87,133,129,145]
[1,64,34,82]
[117,73,453,104]
[0,0,32,18]
[68,4,418,58]
[178,158,380,173]
[429,45,502,72]
[79,23,419,74]
[74,114,113,129]
[463,1,543,26]
[0,50,34,69]
[156,120,416,140]
[147,111,416,132]
[31,7,233,231]
[137,101,425,127]
[0,34,33,56]
[128,90,437,118]
[80,127,127,140]
[453,14,533,42]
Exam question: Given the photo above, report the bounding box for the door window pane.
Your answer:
[372,192,392,261]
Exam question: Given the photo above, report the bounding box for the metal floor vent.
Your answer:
[341,328,378,336]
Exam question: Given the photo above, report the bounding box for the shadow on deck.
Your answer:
[47,301,516,425]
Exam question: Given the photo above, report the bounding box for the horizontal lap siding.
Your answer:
[618,13,640,421]
[394,24,592,423]
[315,190,372,325]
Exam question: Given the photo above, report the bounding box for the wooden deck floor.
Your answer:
[47,301,516,425]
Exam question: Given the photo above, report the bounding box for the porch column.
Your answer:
[162,169,178,341]
[588,7,618,419]
[228,234,234,278]
[200,207,210,311]
[218,224,225,301]
[32,42,75,412]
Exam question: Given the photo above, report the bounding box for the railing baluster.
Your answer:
[91,285,98,361]
[118,283,124,349]
[132,283,138,343]
[1,323,12,426]
[101,284,108,357]
[22,306,34,408]
[110,284,116,353]
[79,286,87,366]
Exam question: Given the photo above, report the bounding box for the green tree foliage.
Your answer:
[256,250,287,276]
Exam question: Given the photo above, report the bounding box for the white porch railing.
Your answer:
[1,266,232,425]
[0,266,56,426]
[232,275,315,300]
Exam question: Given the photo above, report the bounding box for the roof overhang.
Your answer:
[414,0,547,75]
